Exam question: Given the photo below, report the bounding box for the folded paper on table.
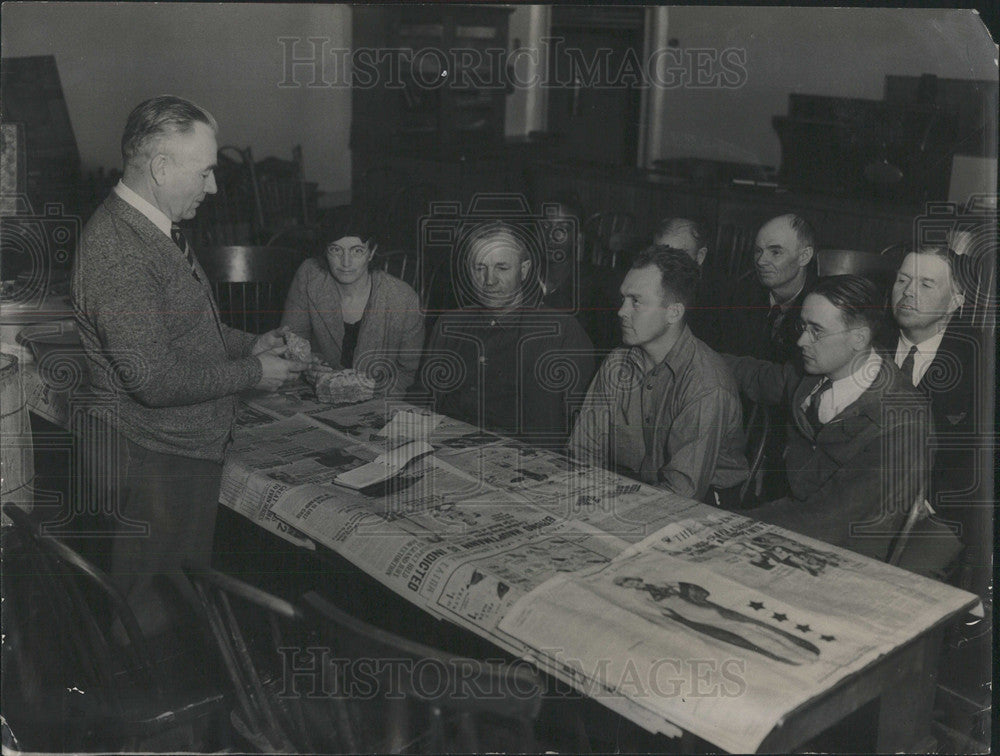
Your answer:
[334,440,435,490]
[379,409,445,441]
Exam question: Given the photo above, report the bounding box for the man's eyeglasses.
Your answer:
[793,320,857,343]
[327,242,373,260]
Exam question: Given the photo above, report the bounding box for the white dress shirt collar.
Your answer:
[805,351,882,424]
[895,330,946,387]
[114,180,173,238]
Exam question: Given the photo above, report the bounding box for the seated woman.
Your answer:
[281,225,424,394]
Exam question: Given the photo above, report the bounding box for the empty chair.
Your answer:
[183,565,319,753]
[739,401,773,508]
[2,504,226,753]
[815,249,898,298]
[375,248,422,295]
[194,245,307,333]
[714,221,757,281]
[191,145,259,247]
[301,590,545,753]
[252,145,318,242]
[185,566,544,753]
[584,212,637,268]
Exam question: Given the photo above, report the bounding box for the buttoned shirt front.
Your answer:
[570,325,748,501]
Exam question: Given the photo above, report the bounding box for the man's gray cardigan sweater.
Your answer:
[72,193,262,462]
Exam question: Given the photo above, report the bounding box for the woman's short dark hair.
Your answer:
[631,245,701,307]
[808,274,883,334]
[320,209,377,254]
[121,95,217,165]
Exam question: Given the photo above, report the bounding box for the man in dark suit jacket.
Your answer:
[717,213,818,362]
[727,276,948,574]
[887,245,984,574]
[718,213,817,500]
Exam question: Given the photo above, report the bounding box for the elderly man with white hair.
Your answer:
[421,221,594,445]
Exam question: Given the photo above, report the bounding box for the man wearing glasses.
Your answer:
[726,275,935,566]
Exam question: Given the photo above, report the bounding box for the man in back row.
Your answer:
[888,244,982,576]
[718,213,817,364]
[569,245,748,505]
[73,95,306,637]
[652,216,718,344]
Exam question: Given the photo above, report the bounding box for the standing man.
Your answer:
[727,276,945,568]
[73,96,305,637]
[569,246,748,505]
[889,244,981,575]
[422,221,594,446]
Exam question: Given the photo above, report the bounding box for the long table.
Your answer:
[214,386,979,754]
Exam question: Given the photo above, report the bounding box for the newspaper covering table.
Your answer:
[222,389,978,752]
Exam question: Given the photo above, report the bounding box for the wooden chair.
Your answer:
[254,145,307,226]
[962,242,995,330]
[714,221,757,281]
[2,503,227,752]
[885,490,965,582]
[301,589,545,753]
[183,565,320,753]
[195,245,307,333]
[376,248,422,294]
[739,401,773,508]
[815,249,899,302]
[584,211,637,268]
[264,224,325,257]
[192,145,259,247]
[252,146,320,242]
[185,567,544,754]
[385,182,440,251]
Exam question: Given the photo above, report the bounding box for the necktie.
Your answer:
[899,345,917,386]
[766,304,782,337]
[170,224,201,282]
[804,378,831,435]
